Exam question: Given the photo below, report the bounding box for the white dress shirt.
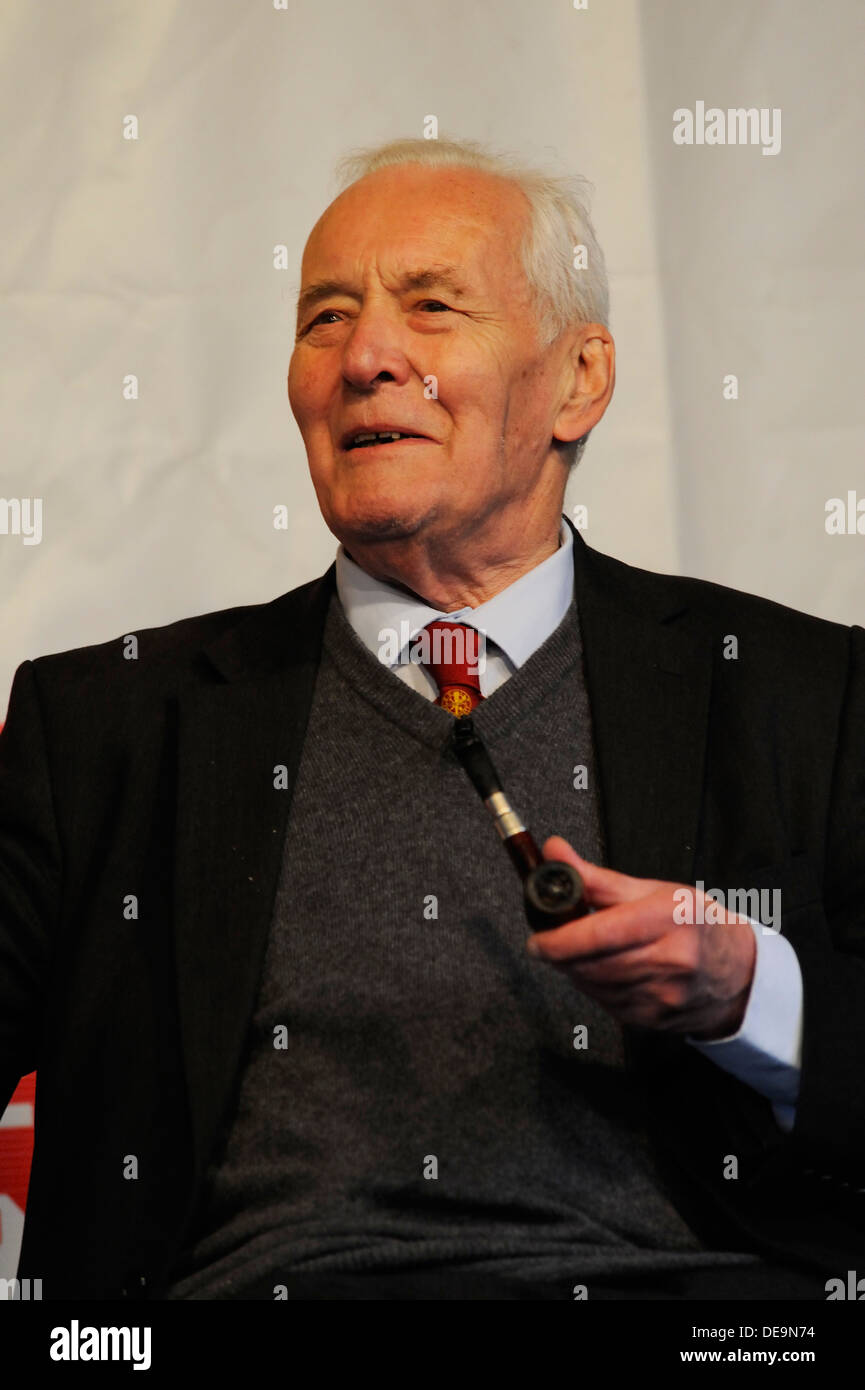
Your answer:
[335,517,803,1132]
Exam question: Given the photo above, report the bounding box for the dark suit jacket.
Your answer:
[2,524,864,1300]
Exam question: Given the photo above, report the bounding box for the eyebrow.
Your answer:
[295,264,470,326]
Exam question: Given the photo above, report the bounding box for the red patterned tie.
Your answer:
[421,620,485,716]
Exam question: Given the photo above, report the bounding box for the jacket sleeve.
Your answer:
[781,622,865,1175]
[0,660,62,1113]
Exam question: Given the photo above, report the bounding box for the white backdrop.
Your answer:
[0,0,863,1294]
[1,0,862,712]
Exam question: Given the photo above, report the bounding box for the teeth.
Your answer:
[351,431,408,447]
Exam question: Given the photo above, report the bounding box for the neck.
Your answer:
[344,503,564,611]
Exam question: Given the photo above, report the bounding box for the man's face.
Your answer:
[288,163,579,555]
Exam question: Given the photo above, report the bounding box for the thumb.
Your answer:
[542,835,654,906]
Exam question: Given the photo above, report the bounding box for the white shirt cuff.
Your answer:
[686,919,803,1132]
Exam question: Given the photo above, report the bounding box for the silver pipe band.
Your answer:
[483,790,525,841]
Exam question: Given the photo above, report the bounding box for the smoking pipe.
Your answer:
[451,714,589,932]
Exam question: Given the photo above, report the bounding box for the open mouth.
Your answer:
[342,430,430,451]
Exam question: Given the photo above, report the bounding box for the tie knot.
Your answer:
[420,620,484,716]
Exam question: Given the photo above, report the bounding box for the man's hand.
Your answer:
[526,836,757,1040]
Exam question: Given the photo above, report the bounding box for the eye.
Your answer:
[302,309,343,333]
[299,299,452,338]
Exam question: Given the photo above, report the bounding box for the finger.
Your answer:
[542,836,662,907]
[527,896,673,963]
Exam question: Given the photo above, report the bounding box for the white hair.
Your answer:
[332,136,610,466]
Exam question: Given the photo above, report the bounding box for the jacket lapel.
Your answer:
[569,520,713,887]
[173,566,335,1182]
[568,520,715,1080]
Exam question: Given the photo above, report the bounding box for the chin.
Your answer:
[326,481,439,546]
[334,511,425,545]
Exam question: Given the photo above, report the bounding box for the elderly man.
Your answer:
[2,137,863,1302]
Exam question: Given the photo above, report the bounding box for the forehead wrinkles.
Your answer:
[304,230,485,296]
[303,177,530,300]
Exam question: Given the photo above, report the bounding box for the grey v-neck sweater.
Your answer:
[164,591,759,1298]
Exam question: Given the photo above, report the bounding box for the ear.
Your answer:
[553,324,616,446]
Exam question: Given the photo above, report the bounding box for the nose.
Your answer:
[340,300,413,390]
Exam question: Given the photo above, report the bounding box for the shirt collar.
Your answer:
[335,516,574,671]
